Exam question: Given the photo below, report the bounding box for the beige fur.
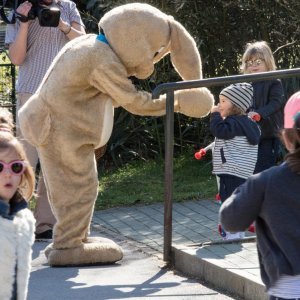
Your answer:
[18,3,214,266]
[45,237,123,266]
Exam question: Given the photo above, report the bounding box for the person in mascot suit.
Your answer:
[18,3,214,266]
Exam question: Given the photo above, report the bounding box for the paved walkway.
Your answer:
[30,230,236,300]
[93,199,268,300]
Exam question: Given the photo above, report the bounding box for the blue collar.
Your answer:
[96,33,109,45]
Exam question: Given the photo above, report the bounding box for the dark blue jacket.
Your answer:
[0,192,28,220]
[251,79,285,139]
[220,163,300,289]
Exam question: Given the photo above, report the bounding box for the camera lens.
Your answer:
[41,10,52,21]
[38,6,60,27]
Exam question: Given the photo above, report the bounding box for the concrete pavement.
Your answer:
[92,199,267,300]
[28,199,267,299]
[29,214,238,300]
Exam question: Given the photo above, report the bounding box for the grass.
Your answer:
[96,151,217,210]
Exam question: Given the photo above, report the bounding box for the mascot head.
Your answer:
[99,3,202,80]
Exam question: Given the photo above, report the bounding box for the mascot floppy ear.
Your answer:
[169,19,202,80]
[166,19,213,118]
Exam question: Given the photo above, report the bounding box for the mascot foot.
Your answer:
[44,237,123,266]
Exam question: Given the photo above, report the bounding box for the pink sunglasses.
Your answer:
[0,160,27,175]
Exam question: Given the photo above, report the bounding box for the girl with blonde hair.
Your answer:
[241,41,285,173]
[0,108,35,300]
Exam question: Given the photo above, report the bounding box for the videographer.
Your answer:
[5,0,86,240]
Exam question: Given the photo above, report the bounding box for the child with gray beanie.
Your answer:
[220,91,300,298]
[210,82,260,240]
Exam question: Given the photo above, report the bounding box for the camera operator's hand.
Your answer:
[16,1,32,18]
[8,1,33,65]
[58,18,86,39]
[58,19,71,34]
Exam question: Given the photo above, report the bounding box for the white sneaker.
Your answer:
[224,232,242,240]
[239,232,245,239]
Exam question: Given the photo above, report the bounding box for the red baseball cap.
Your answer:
[284,91,300,128]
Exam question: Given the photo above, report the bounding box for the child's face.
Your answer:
[0,149,22,203]
[245,56,267,73]
[219,95,234,118]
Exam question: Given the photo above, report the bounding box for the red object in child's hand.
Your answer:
[248,223,256,233]
[252,114,261,122]
[194,149,207,160]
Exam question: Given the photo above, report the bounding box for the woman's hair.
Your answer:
[240,41,277,74]
[0,109,35,200]
[283,114,300,174]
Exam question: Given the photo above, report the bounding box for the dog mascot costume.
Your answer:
[19,3,214,266]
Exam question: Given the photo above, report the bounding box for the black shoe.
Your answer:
[35,229,53,241]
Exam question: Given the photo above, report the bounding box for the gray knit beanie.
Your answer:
[220,83,253,112]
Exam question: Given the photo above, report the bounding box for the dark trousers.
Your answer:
[218,174,246,203]
[254,138,281,174]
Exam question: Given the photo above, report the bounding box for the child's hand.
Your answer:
[211,105,220,113]
[248,111,261,122]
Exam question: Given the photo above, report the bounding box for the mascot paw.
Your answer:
[175,87,214,118]
[44,237,123,266]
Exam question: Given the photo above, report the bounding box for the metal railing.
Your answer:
[152,68,300,262]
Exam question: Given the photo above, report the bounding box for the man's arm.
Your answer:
[58,20,86,40]
[58,1,86,40]
[8,1,32,65]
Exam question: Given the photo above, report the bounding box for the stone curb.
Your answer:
[171,242,267,300]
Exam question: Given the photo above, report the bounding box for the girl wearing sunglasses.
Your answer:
[240,41,285,174]
[0,109,35,300]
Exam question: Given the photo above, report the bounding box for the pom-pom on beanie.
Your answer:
[220,83,253,112]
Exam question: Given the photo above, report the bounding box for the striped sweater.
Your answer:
[210,112,260,179]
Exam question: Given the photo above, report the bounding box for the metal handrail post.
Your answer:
[152,68,300,263]
[164,90,174,262]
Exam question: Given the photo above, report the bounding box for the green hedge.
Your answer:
[80,1,300,167]
[2,1,298,166]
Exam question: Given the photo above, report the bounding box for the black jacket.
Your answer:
[251,79,285,139]
[220,163,300,289]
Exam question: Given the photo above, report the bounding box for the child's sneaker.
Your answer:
[215,193,221,204]
[238,231,245,239]
[35,229,53,242]
[224,232,241,240]
[218,224,245,240]
[218,224,227,238]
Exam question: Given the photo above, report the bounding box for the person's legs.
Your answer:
[16,93,56,236]
[39,140,97,248]
[219,175,246,240]
[34,170,56,234]
[219,175,245,203]
[254,139,276,174]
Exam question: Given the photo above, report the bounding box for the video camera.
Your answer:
[0,0,60,27]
